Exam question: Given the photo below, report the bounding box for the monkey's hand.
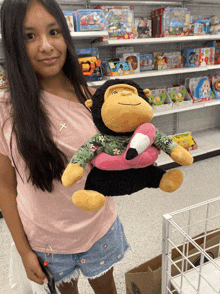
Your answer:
[170,146,194,166]
[61,163,84,188]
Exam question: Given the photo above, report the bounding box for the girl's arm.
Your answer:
[0,153,47,284]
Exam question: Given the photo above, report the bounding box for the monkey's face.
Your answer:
[101,84,153,133]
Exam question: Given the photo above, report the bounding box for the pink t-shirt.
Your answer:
[0,90,117,254]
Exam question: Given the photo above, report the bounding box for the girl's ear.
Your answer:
[85,99,93,108]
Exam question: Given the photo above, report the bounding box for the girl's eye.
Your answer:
[25,33,35,40]
[50,29,59,36]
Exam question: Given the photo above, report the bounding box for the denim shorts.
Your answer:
[33,216,130,287]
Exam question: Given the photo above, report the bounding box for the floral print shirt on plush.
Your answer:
[70,130,178,168]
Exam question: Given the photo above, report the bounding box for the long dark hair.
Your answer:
[1,0,92,192]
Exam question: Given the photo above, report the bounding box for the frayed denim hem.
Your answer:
[82,245,132,280]
[55,270,80,288]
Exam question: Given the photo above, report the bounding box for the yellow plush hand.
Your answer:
[61,163,84,188]
[170,146,194,166]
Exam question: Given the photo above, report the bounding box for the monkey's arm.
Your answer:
[154,131,193,166]
[62,133,105,188]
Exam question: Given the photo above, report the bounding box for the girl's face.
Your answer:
[23,0,67,80]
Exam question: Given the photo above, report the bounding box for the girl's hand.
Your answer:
[21,250,48,285]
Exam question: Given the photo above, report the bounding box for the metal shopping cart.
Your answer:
[162,196,220,294]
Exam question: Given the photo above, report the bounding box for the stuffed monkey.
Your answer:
[62,79,193,211]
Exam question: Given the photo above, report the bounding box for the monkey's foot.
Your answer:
[159,169,183,193]
[72,190,106,211]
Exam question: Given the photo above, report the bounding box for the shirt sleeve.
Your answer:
[70,132,105,168]
[154,130,178,155]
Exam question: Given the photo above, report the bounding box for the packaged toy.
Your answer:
[206,41,220,64]
[101,59,133,76]
[182,48,197,67]
[134,18,151,38]
[146,88,172,112]
[63,11,75,32]
[95,5,134,41]
[210,16,220,35]
[62,79,193,211]
[171,132,198,151]
[140,54,154,71]
[188,76,214,102]
[195,47,215,66]
[152,52,167,70]
[211,75,220,99]
[151,10,156,37]
[166,85,192,107]
[76,48,103,81]
[164,52,183,69]
[194,19,211,34]
[76,9,104,32]
[152,7,190,37]
[122,53,140,73]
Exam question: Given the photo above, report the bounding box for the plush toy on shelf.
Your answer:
[62,79,194,211]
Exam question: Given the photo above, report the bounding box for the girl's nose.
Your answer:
[39,35,53,51]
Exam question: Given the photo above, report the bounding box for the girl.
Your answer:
[0,0,130,293]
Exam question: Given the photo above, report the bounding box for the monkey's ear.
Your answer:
[85,99,93,108]
[144,89,151,98]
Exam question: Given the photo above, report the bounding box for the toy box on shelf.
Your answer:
[147,88,172,112]
[152,52,167,70]
[211,75,220,99]
[166,85,192,108]
[140,54,154,71]
[76,9,104,32]
[76,48,103,81]
[186,76,215,103]
[63,11,75,32]
[182,48,197,67]
[121,53,140,73]
[195,47,215,66]
[171,132,198,151]
[151,7,190,37]
[101,59,133,77]
[206,41,220,64]
[164,52,183,69]
[188,18,211,35]
[95,5,134,41]
[134,18,151,38]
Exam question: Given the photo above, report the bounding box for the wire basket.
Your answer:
[162,196,220,294]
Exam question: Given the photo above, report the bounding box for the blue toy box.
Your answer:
[140,54,154,71]
[182,48,197,67]
[75,48,103,81]
[101,59,133,76]
[76,9,104,31]
[188,76,215,102]
[211,75,220,99]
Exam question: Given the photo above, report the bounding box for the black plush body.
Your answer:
[85,166,166,196]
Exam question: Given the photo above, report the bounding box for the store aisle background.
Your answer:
[1,155,220,294]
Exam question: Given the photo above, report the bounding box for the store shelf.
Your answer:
[94,35,220,47]
[70,31,108,39]
[89,0,183,5]
[157,127,220,167]
[88,64,220,87]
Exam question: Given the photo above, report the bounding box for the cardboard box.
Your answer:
[125,230,220,294]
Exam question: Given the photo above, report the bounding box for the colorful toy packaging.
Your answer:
[152,52,167,70]
[151,7,190,37]
[182,48,197,67]
[188,19,211,35]
[122,53,140,73]
[211,75,220,99]
[166,85,192,107]
[206,41,220,64]
[95,5,134,41]
[187,76,214,102]
[63,11,75,32]
[134,18,151,38]
[147,88,172,111]
[164,52,183,69]
[101,59,133,76]
[140,54,154,71]
[171,132,198,151]
[76,48,103,81]
[76,9,104,32]
[195,47,215,66]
